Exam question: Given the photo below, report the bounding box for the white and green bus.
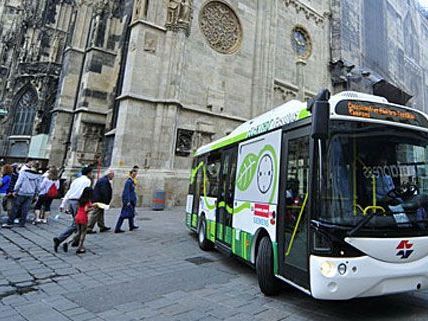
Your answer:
[185,89,428,300]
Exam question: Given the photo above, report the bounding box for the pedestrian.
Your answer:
[34,166,60,224]
[114,169,139,233]
[65,187,93,254]
[5,164,19,219]
[87,169,114,234]
[2,162,42,228]
[53,166,93,252]
[0,164,13,217]
[19,159,32,173]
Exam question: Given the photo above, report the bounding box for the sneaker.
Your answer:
[63,243,68,253]
[53,237,60,253]
[99,227,111,233]
[76,248,86,254]
[2,223,13,228]
[42,219,48,224]
[86,230,97,234]
[130,226,139,231]
[114,229,125,233]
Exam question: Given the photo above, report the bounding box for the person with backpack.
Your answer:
[34,166,60,224]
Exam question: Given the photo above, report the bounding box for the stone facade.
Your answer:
[0,0,73,163]
[109,0,331,206]
[1,0,428,206]
[331,0,428,109]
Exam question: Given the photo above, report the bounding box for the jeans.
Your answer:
[57,200,79,243]
[114,216,135,231]
[8,195,32,226]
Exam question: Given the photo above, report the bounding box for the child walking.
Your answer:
[69,187,93,254]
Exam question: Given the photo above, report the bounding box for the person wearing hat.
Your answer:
[53,166,93,252]
[2,161,42,228]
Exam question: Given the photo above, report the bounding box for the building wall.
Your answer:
[331,0,428,111]
[110,0,331,206]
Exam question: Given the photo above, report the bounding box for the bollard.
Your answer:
[152,190,166,210]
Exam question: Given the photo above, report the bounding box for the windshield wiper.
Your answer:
[347,212,379,236]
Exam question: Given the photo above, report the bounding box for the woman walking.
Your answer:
[0,164,12,217]
[114,169,139,233]
[34,166,60,224]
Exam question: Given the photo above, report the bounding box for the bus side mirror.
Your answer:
[308,89,330,140]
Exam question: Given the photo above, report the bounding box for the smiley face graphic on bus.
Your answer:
[257,154,274,194]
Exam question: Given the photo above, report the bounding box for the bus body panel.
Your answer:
[231,129,282,262]
[310,253,428,300]
[345,236,428,263]
[185,194,193,228]
[199,196,217,242]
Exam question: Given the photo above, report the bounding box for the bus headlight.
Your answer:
[320,261,336,277]
[338,263,347,275]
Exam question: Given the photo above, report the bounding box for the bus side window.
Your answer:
[285,137,310,227]
[206,154,221,197]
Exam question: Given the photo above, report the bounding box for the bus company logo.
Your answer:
[253,204,275,226]
[396,240,414,259]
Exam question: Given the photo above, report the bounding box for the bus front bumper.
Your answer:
[310,255,428,300]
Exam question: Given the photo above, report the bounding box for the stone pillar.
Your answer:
[251,0,277,116]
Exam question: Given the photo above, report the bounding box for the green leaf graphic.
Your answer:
[237,153,258,191]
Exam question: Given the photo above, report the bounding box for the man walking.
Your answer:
[53,166,93,252]
[2,162,42,228]
[87,169,114,234]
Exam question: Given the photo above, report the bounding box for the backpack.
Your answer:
[47,182,59,199]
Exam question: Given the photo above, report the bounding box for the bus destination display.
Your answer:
[335,100,428,128]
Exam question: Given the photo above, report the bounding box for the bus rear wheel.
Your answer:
[256,236,279,296]
[198,218,213,251]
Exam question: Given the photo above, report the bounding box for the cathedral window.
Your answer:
[11,87,38,136]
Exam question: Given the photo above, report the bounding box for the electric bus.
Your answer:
[185,90,428,300]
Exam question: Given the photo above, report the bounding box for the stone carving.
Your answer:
[199,1,242,54]
[144,32,157,53]
[133,0,142,20]
[165,0,192,36]
[284,0,325,25]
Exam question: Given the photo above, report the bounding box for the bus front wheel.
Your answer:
[256,236,279,296]
[198,218,213,251]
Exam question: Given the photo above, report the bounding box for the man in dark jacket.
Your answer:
[87,169,114,233]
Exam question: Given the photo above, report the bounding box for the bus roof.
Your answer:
[194,91,428,157]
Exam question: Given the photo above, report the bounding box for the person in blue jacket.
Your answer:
[114,169,139,233]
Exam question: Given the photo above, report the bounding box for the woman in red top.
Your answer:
[72,187,93,254]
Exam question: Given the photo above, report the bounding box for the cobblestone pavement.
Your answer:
[1,205,428,321]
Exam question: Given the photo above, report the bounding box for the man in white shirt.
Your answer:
[53,166,93,252]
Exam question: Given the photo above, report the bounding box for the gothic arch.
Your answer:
[11,86,38,136]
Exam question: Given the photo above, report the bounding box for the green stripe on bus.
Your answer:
[273,242,279,274]
[191,213,198,228]
[210,132,248,151]
[224,226,232,245]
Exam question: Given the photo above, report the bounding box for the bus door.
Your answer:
[191,157,204,229]
[216,147,237,246]
[278,127,311,289]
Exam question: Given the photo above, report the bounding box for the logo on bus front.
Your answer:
[396,240,413,259]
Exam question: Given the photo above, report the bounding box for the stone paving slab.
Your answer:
[2,204,428,321]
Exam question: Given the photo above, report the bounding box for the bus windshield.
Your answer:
[319,121,428,234]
